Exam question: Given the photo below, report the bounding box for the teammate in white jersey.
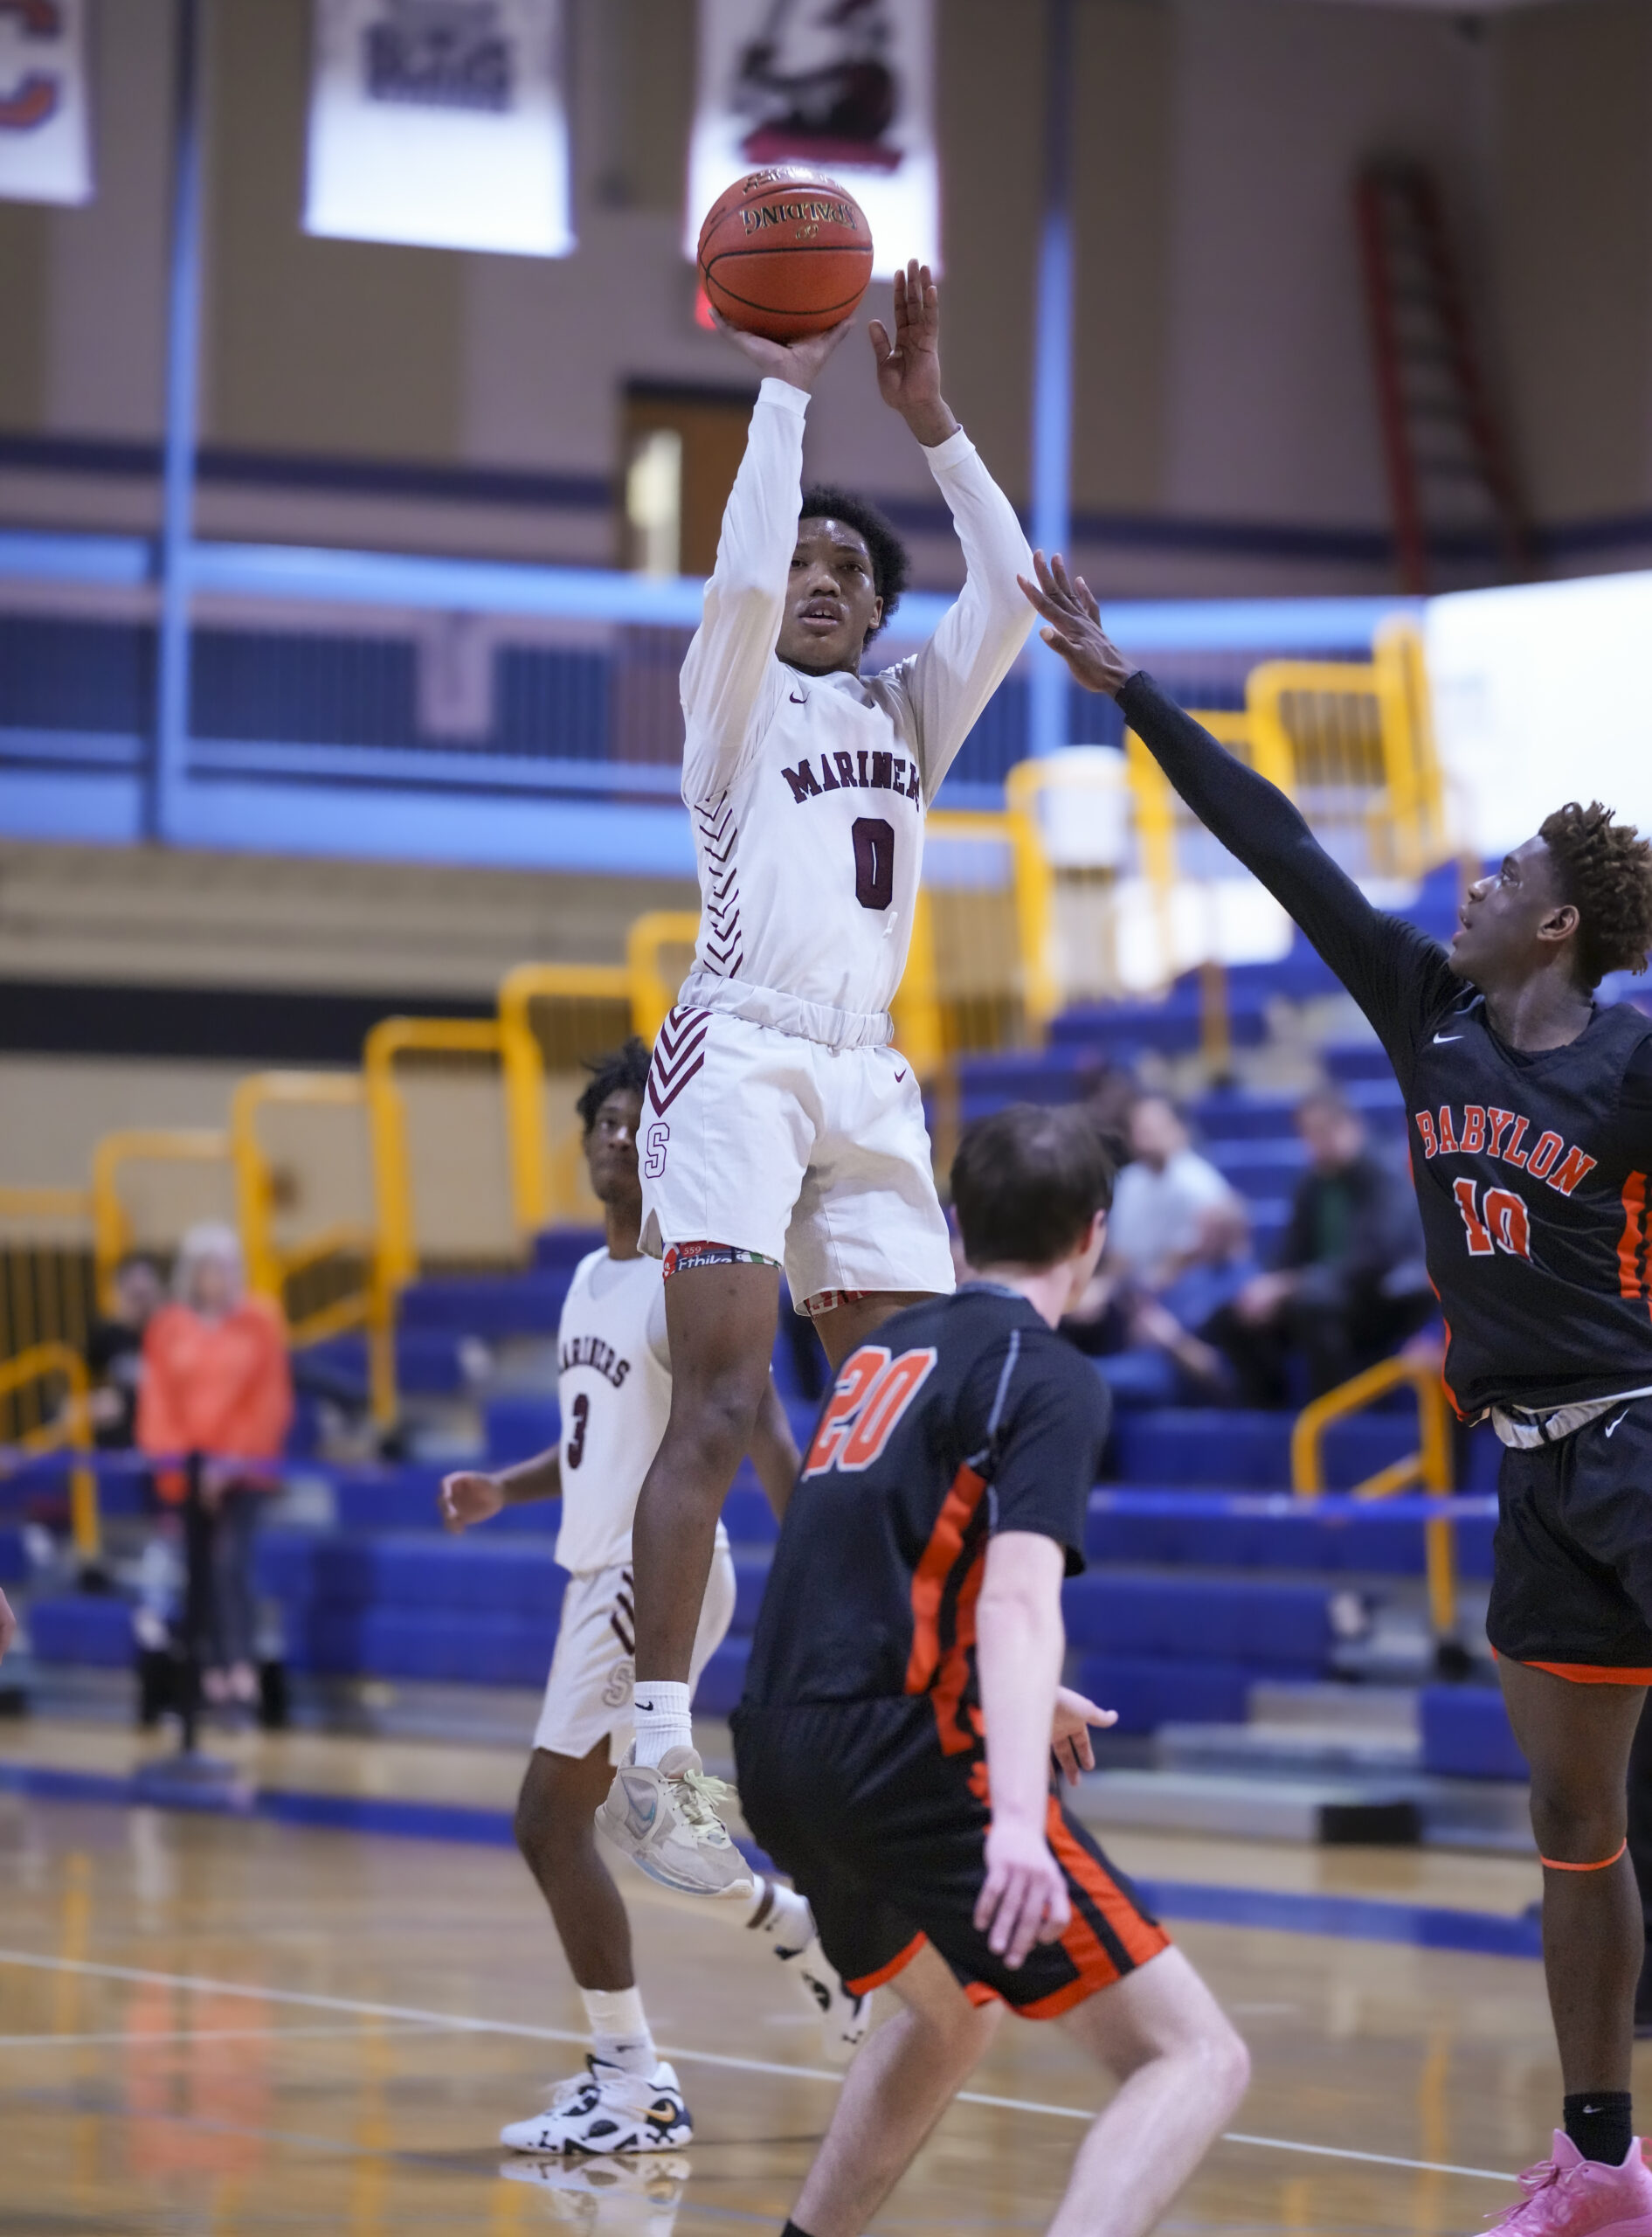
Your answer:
[440,1042,863,2155]
[598,262,1035,1892]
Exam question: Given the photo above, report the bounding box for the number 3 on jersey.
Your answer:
[1453,1177,1531,1261]
[805,1344,937,1476]
[565,1391,591,1467]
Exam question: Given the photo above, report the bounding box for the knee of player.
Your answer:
[670,1375,767,1462]
[515,1767,594,1869]
[1527,1772,1624,1860]
[1199,2013,1252,2113]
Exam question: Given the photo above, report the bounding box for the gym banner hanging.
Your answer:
[0,0,93,206]
[305,0,573,257]
[686,0,939,280]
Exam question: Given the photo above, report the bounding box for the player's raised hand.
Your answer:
[439,1470,505,1534]
[709,308,854,392]
[976,1816,1071,1969]
[1019,550,1133,698]
[869,260,957,447]
[1050,1686,1117,1785]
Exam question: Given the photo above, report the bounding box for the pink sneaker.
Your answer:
[1485,2133,1652,2237]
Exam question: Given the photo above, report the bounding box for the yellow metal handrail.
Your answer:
[497,961,635,1234]
[362,1016,506,1423]
[229,1073,383,1362]
[89,1128,232,1311]
[0,1341,98,1558]
[1291,1354,1456,1634]
[626,912,701,1047]
[0,1187,95,1223]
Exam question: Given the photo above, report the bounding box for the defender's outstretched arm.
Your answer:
[1020,551,1456,1056]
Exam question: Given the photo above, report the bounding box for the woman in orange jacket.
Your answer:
[137,1223,293,1715]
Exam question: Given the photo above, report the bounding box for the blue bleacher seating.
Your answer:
[1072,1653,1252,1735]
[0,1527,27,1583]
[1420,1685,1527,1780]
[30,1595,133,1666]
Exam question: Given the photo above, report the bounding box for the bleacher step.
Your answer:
[1246,1680,1419,1735]
[1156,1721,1420,1779]
[1077,1764,1532,1851]
[1076,1768,1422,1845]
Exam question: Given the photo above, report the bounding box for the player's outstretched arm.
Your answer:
[0,1587,14,1666]
[974,1530,1071,1969]
[1020,551,1456,1051]
[747,1375,800,1523]
[439,1444,561,1533]
[883,260,1034,796]
[679,315,854,797]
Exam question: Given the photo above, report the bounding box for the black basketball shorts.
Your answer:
[731,1696,1170,2017]
[1487,1396,1652,1679]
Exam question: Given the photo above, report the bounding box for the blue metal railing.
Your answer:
[0,523,1420,869]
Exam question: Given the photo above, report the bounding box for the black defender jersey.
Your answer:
[743,1285,1110,1736]
[1120,673,1652,1418]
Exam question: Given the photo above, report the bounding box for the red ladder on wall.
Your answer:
[1355,161,1530,594]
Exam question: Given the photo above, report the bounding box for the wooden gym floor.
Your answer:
[0,1721,1616,2237]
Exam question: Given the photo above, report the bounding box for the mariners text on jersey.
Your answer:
[559,1332,632,1389]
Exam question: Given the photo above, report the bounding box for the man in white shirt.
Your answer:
[1105,1095,1248,1292]
[597,261,1034,1892]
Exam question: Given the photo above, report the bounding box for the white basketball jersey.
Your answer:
[676,377,1033,1045]
[553,1248,673,1575]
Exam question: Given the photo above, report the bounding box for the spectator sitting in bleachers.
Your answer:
[136,1223,293,1719]
[1062,1094,1254,1402]
[85,1252,164,1450]
[1207,1087,1433,1405]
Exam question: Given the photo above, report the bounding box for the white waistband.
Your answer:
[676,967,893,1051]
[1490,1384,1652,1448]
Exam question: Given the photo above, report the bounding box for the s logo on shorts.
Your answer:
[644,1121,670,1178]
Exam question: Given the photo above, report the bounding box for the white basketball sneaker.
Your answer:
[594,1745,755,1900]
[500,2057,693,2155]
[777,1933,870,2065]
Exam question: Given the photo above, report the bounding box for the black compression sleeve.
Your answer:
[1116,670,1459,1077]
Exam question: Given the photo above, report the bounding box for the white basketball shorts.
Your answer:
[532,1534,736,1765]
[637,1006,956,1308]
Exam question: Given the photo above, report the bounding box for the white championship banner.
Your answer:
[0,0,93,206]
[686,0,938,279]
[305,0,573,257]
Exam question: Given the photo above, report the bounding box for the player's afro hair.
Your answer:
[1538,800,1652,988]
[798,484,909,638]
[576,1036,652,1134]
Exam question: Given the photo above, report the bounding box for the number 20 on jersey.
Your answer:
[805,1345,938,1477]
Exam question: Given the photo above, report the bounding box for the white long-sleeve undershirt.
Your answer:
[675,377,1033,1042]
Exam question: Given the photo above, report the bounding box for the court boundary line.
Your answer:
[0,1947,1516,2184]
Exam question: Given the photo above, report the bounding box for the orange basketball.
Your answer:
[697,168,874,343]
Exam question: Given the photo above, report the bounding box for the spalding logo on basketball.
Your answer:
[697,168,874,343]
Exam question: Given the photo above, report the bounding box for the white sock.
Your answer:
[582,1984,656,2077]
[632,1681,692,1769]
[745,1874,815,1957]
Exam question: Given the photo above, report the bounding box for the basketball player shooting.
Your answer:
[594,261,1035,1893]
[1025,549,1652,2237]
[439,1044,865,2157]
